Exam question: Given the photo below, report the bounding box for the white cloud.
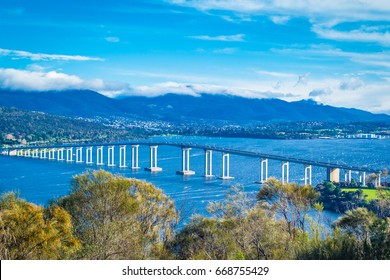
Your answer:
[26,64,47,72]
[168,0,265,13]
[188,34,245,42]
[256,70,296,78]
[0,48,104,61]
[105,37,120,43]
[131,82,199,97]
[129,81,296,99]
[270,15,290,25]
[213,47,237,54]
[312,24,390,46]
[309,87,332,97]
[2,67,390,114]
[169,0,390,44]
[0,68,126,96]
[339,77,364,91]
[295,73,310,87]
[168,0,390,22]
[313,83,390,114]
[272,46,390,70]
[114,66,390,113]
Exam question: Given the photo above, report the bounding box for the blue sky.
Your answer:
[1,0,390,113]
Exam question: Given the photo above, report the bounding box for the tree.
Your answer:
[257,178,320,238]
[335,207,376,241]
[56,170,178,260]
[207,185,254,219]
[170,186,293,260]
[0,192,79,260]
[374,187,390,218]
[297,208,390,260]
[170,216,240,260]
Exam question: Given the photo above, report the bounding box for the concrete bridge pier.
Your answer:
[304,165,312,185]
[255,158,268,184]
[177,147,195,175]
[57,148,64,161]
[145,145,162,172]
[261,158,268,183]
[131,145,140,170]
[32,149,39,158]
[375,173,382,187]
[26,149,31,157]
[49,149,56,160]
[76,147,83,163]
[119,145,127,168]
[219,153,233,180]
[40,149,47,159]
[107,146,115,166]
[344,170,352,183]
[359,171,367,187]
[282,161,289,184]
[86,147,93,164]
[96,146,104,165]
[204,150,213,178]
[327,167,340,183]
[66,148,73,162]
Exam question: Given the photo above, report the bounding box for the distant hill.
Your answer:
[1,89,389,123]
[0,107,142,145]
[0,90,123,117]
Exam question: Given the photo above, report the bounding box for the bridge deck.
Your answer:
[1,141,381,173]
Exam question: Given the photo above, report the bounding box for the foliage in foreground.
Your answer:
[170,180,390,260]
[0,193,79,259]
[170,186,293,260]
[56,170,179,260]
[1,173,390,260]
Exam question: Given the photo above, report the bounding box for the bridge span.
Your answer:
[1,141,383,186]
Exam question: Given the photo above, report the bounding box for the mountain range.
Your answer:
[0,89,389,123]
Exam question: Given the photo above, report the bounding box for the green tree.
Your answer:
[375,187,390,218]
[207,185,254,219]
[57,170,178,260]
[335,207,376,241]
[0,192,79,260]
[297,208,390,260]
[170,216,240,260]
[170,186,293,260]
[257,178,320,238]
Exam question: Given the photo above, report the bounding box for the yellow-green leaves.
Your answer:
[0,193,79,260]
[57,170,178,260]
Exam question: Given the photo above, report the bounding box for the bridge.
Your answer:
[0,141,383,186]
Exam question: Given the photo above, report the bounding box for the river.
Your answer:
[1,136,389,223]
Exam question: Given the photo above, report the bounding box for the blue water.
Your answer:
[1,136,389,223]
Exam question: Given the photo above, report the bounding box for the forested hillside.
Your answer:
[0,107,145,146]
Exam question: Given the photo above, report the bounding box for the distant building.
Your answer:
[346,133,387,139]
